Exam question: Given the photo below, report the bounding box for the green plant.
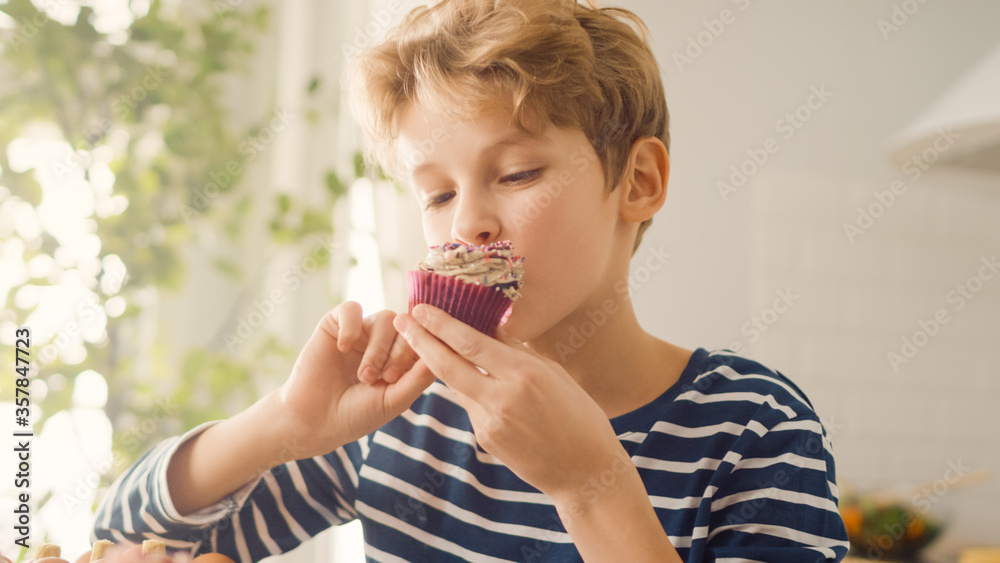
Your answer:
[840,495,943,561]
[0,0,351,545]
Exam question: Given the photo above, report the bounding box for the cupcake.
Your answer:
[407,241,525,336]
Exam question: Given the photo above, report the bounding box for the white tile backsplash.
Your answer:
[628,3,1000,556]
[750,167,1000,532]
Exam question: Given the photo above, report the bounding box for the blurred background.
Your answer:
[0,0,997,562]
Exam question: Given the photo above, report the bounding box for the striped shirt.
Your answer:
[92,347,849,562]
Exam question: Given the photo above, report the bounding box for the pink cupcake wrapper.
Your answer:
[407,271,514,336]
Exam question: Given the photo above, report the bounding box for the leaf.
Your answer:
[0,0,359,486]
[4,172,43,207]
[252,6,270,31]
[276,193,292,214]
[181,349,208,380]
[301,210,331,233]
[213,256,243,281]
[270,226,298,245]
[353,150,365,179]
[307,75,320,94]
[325,170,346,200]
[235,193,253,214]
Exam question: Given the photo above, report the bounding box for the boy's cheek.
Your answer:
[508,179,575,230]
[420,213,454,244]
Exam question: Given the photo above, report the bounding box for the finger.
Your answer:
[394,312,490,399]
[382,358,437,411]
[100,545,140,563]
[410,304,520,377]
[357,310,397,383]
[335,301,363,353]
[118,545,143,563]
[381,332,420,384]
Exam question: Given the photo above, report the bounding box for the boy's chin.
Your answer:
[497,310,533,341]
[496,308,554,344]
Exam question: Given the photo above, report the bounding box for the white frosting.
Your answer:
[416,241,525,300]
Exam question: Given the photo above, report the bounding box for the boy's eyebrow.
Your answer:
[409,129,549,177]
[490,129,547,149]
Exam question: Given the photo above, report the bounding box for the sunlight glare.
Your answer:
[344,178,386,312]
[73,370,109,409]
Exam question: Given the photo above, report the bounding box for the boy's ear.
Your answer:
[617,137,669,223]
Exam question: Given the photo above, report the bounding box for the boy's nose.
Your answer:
[450,192,500,246]
[455,232,492,246]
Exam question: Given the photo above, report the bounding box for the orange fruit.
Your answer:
[841,506,863,536]
[193,554,236,563]
[906,518,925,540]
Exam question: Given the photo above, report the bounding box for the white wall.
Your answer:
[623,1,1000,559]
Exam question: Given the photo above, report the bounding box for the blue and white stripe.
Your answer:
[93,348,849,562]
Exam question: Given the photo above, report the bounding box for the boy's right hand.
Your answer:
[272,301,436,461]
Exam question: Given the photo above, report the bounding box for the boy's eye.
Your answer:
[424,191,455,209]
[421,169,542,209]
[500,168,542,184]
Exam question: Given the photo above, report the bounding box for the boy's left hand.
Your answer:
[394,304,630,505]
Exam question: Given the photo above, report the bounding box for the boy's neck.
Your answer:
[527,294,692,419]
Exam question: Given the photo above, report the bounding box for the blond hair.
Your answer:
[348,0,669,254]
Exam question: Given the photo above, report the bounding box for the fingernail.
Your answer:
[360,366,377,382]
[394,314,409,334]
[382,366,400,382]
[412,305,428,323]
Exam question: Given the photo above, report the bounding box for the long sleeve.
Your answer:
[90,349,852,561]
[91,421,363,563]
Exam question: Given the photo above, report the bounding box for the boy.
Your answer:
[93,0,849,561]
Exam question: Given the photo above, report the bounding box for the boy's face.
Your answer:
[396,102,634,342]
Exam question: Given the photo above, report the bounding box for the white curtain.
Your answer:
[251,0,427,561]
